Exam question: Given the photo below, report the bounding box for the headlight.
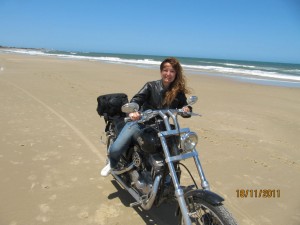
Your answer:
[180,132,198,152]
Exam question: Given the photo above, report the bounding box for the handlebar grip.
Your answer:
[124,117,132,123]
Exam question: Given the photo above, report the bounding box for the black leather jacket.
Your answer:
[130,80,189,111]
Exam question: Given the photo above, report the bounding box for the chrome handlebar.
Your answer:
[124,109,201,123]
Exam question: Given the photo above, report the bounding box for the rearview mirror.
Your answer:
[187,96,198,106]
[121,102,139,113]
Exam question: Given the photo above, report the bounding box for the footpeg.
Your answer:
[130,201,142,207]
[129,195,147,207]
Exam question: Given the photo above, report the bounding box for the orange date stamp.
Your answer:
[236,189,280,198]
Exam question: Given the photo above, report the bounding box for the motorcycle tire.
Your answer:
[105,136,115,164]
[107,135,115,151]
[178,196,238,225]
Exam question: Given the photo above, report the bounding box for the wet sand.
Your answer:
[0,53,299,225]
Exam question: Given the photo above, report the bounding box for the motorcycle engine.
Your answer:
[129,170,153,195]
[129,146,164,195]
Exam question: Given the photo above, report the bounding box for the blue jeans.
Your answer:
[109,121,142,168]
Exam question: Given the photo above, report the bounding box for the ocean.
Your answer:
[1,48,300,88]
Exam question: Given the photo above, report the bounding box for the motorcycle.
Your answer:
[98,94,238,225]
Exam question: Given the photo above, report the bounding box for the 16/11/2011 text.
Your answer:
[236,189,280,198]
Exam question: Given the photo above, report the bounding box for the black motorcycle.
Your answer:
[97,93,238,225]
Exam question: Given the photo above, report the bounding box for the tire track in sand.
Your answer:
[3,79,105,162]
[2,76,255,224]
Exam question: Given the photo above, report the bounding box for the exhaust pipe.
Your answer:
[113,163,134,175]
[111,171,162,210]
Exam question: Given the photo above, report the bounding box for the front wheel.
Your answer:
[179,196,237,225]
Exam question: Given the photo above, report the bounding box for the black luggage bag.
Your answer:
[96,93,129,135]
[96,93,128,118]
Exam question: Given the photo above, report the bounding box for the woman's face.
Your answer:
[161,63,176,87]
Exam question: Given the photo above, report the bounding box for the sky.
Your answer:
[0,0,299,63]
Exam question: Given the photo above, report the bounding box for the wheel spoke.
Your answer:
[180,196,237,225]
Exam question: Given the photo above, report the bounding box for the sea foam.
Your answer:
[1,48,300,84]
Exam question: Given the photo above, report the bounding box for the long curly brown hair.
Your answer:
[160,57,190,106]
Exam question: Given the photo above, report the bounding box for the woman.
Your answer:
[101,57,191,176]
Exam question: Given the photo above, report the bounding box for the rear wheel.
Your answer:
[107,135,114,151]
[106,135,115,164]
[179,196,237,225]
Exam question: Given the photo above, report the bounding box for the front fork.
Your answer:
[160,135,210,225]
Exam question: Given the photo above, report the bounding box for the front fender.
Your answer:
[184,189,224,205]
[175,189,224,216]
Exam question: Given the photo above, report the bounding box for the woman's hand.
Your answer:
[182,106,190,113]
[181,106,191,118]
[129,112,141,121]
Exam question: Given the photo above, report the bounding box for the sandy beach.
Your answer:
[0,53,299,225]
